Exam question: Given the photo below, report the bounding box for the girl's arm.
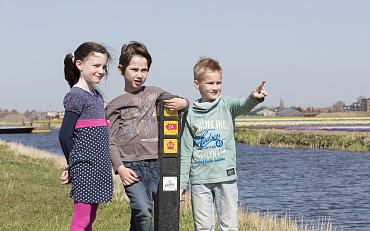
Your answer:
[58,111,78,165]
[58,111,78,185]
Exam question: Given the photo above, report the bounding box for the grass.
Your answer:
[235,116,370,152]
[235,128,370,152]
[0,141,131,231]
[0,140,334,231]
[236,116,370,127]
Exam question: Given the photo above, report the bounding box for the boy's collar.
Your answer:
[123,86,145,95]
[197,95,221,103]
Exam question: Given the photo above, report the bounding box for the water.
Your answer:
[0,129,63,155]
[1,130,369,230]
[237,145,370,231]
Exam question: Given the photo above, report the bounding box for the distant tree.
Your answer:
[357,96,367,103]
[279,98,284,111]
[288,106,303,112]
[332,101,346,112]
[24,110,36,118]
[305,107,314,113]
[296,107,304,112]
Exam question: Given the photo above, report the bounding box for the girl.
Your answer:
[59,42,113,231]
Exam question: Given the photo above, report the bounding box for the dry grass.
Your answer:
[0,139,66,169]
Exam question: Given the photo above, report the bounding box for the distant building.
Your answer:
[47,112,58,118]
[351,102,361,111]
[342,105,350,112]
[247,107,276,116]
[360,98,370,112]
[256,108,276,116]
[305,107,331,113]
[343,98,370,112]
[276,108,304,117]
[58,112,65,119]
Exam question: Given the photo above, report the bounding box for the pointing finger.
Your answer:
[256,80,266,93]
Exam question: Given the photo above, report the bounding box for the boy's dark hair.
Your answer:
[119,41,152,73]
[193,57,222,81]
[64,42,111,88]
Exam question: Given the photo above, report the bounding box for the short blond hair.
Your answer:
[193,57,222,81]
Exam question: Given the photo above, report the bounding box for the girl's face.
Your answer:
[120,55,148,93]
[76,52,108,86]
[194,71,222,102]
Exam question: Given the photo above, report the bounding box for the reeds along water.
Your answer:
[235,129,370,152]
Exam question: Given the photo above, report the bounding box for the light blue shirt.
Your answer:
[180,95,261,188]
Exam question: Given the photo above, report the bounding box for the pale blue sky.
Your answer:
[1,0,369,112]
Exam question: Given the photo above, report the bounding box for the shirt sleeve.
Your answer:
[63,91,83,114]
[180,112,194,189]
[227,96,261,117]
[58,111,79,165]
[157,88,190,111]
[106,105,124,173]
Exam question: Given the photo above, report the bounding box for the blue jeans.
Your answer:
[191,180,238,231]
[123,160,160,231]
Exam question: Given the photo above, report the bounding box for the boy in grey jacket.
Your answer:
[180,57,267,230]
[107,41,188,231]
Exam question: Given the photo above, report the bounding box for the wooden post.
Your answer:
[155,96,181,231]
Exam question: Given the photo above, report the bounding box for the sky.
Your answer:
[1,0,369,112]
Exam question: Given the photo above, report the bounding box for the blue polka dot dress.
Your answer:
[63,87,113,203]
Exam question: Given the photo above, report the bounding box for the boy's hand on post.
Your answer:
[59,170,71,185]
[163,98,188,111]
[117,165,139,186]
[251,80,267,99]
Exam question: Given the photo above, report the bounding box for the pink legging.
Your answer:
[70,201,99,231]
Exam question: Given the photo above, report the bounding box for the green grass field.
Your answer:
[0,140,334,231]
[0,142,131,230]
[235,115,370,127]
[235,116,370,152]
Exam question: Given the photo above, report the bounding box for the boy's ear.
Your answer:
[117,65,123,75]
[194,80,200,89]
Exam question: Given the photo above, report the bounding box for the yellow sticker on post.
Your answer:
[164,121,178,136]
[164,108,178,117]
[164,139,178,154]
